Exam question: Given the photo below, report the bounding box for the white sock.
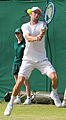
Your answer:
[9,94,16,104]
[27,96,30,99]
[52,88,57,94]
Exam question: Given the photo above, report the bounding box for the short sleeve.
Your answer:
[21,23,30,38]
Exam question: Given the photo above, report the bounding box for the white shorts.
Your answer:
[18,59,56,79]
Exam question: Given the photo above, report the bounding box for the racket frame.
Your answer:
[43,2,55,27]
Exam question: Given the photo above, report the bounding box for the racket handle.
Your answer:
[43,24,46,30]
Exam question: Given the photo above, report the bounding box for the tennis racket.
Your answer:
[43,2,55,29]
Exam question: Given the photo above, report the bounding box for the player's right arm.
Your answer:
[25,26,47,42]
[25,33,42,42]
[21,23,46,42]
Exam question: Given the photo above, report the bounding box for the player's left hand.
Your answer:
[41,26,48,35]
[37,26,48,41]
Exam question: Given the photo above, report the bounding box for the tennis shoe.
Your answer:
[50,91,62,107]
[13,98,21,104]
[4,102,13,116]
[62,100,66,107]
[23,98,32,105]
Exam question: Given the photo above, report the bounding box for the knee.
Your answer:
[49,72,58,81]
[17,76,25,87]
[24,79,27,86]
[24,79,29,86]
[53,74,58,83]
[54,73,58,81]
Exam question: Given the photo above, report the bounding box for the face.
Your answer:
[15,32,22,39]
[30,10,41,22]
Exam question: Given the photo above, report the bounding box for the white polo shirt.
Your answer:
[21,21,47,62]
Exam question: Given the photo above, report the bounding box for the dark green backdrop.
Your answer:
[0,0,66,100]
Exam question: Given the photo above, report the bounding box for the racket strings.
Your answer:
[45,4,54,23]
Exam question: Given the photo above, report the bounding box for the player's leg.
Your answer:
[23,79,31,105]
[4,60,34,115]
[12,64,21,104]
[14,76,31,105]
[48,72,62,107]
[48,72,58,89]
[37,60,62,107]
[14,75,20,95]
[19,60,34,105]
[13,75,21,104]
[44,61,62,107]
[4,76,25,116]
[25,79,31,97]
[12,60,33,105]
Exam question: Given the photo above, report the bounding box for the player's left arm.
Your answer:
[25,31,46,42]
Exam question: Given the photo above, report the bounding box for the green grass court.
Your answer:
[0,102,66,120]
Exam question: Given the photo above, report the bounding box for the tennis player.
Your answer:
[12,28,31,105]
[4,7,62,116]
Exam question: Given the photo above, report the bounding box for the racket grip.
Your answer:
[43,24,46,30]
